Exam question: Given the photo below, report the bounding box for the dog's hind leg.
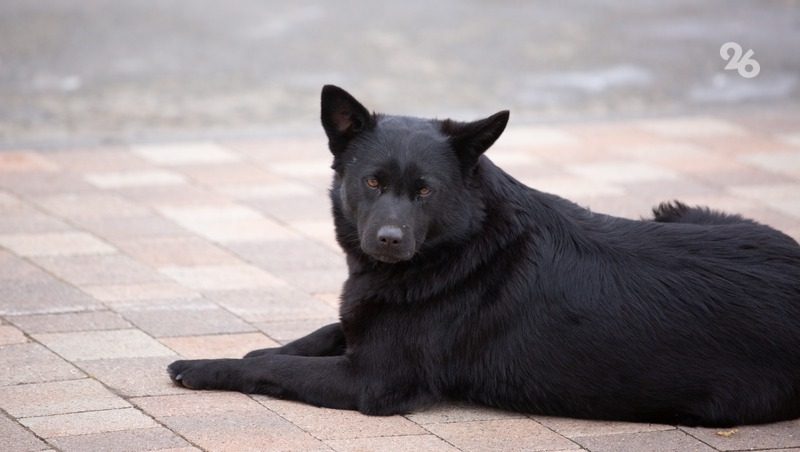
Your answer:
[652,200,760,226]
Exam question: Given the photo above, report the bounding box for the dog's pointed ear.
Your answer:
[321,85,374,155]
[441,110,510,169]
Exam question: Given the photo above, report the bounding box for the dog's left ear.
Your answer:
[441,110,510,169]
[321,85,374,155]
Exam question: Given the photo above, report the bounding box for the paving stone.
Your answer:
[81,282,201,303]
[32,193,150,220]
[246,195,332,221]
[255,318,339,345]
[33,329,175,361]
[498,125,581,148]
[287,219,340,251]
[568,161,680,184]
[115,184,230,207]
[533,415,674,438]
[0,278,102,316]
[84,169,188,188]
[32,254,167,286]
[0,379,129,417]
[7,311,132,334]
[266,158,334,179]
[520,175,625,199]
[0,413,48,452]
[21,407,157,438]
[0,232,116,257]
[325,435,459,452]
[637,117,748,138]
[273,268,348,295]
[175,162,279,185]
[120,304,255,337]
[159,411,325,451]
[740,150,800,177]
[0,211,73,234]
[157,204,299,242]
[44,148,152,173]
[258,398,427,440]
[131,392,267,417]
[159,264,287,291]
[682,419,800,451]
[48,426,190,452]
[0,343,82,386]
[77,356,185,397]
[131,142,240,166]
[115,236,242,267]
[0,172,94,195]
[219,181,316,200]
[0,152,59,172]
[0,250,51,282]
[74,216,191,241]
[0,324,28,345]
[575,429,715,452]
[159,332,278,359]
[226,239,345,272]
[424,418,580,451]
[212,289,338,322]
[405,403,525,425]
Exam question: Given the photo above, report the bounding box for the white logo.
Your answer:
[720,42,760,79]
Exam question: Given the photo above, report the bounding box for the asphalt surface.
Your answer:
[1,0,798,147]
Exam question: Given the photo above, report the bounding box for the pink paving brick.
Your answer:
[0,378,130,417]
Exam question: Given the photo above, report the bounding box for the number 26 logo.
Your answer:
[720,42,760,79]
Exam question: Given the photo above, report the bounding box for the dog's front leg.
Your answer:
[243,322,345,358]
[167,354,358,409]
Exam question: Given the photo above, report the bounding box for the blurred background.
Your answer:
[1,0,798,148]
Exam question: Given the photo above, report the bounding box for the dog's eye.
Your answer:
[366,178,380,189]
[418,186,432,197]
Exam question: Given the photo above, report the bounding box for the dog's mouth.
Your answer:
[368,250,415,264]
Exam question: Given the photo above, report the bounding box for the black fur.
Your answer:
[168,86,800,427]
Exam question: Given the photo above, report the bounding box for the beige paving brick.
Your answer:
[267,158,334,178]
[0,379,129,417]
[226,239,345,272]
[45,148,152,173]
[0,324,27,345]
[175,162,279,185]
[82,282,201,303]
[568,161,680,184]
[273,268,349,295]
[21,407,157,438]
[0,343,82,386]
[521,175,625,199]
[219,181,316,200]
[637,117,748,138]
[120,304,255,337]
[682,419,800,451]
[246,195,333,222]
[77,356,185,397]
[160,332,278,359]
[740,150,800,176]
[7,311,132,334]
[0,250,51,282]
[0,232,116,257]
[132,392,267,417]
[48,426,191,452]
[132,142,240,166]
[287,219,340,250]
[728,184,800,218]
[159,411,325,451]
[32,193,150,220]
[533,415,674,438]
[115,184,230,207]
[159,264,287,291]
[424,418,579,451]
[255,318,339,345]
[75,215,191,241]
[405,403,524,425]
[0,211,73,234]
[84,169,187,189]
[258,398,427,440]
[0,413,48,451]
[326,434,459,452]
[32,254,167,286]
[116,236,242,267]
[0,172,94,195]
[575,429,715,452]
[34,329,175,361]
[213,288,338,322]
[780,132,800,147]
[0,279,103,316]
[0,152,59,172]
[502,125,581,148]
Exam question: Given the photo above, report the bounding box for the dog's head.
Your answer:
[321,85,509,263]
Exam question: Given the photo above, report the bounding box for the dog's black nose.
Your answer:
[377,226,403,247]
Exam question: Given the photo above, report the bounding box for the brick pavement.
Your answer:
[0,112,799,451]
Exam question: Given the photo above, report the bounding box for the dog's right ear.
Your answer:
[321,85,374,155]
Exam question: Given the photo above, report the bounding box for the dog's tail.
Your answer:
[652,201,759,226]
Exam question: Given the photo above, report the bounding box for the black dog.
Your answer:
[168,85,800,427]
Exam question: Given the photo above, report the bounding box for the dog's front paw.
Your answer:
[167,359,240,390]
